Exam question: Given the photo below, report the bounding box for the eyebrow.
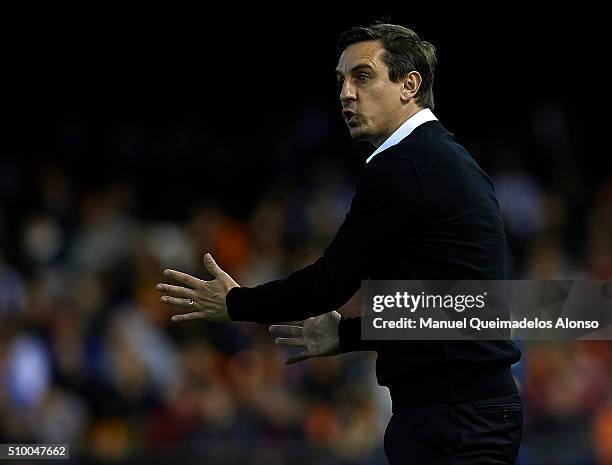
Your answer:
[335,63,376,77]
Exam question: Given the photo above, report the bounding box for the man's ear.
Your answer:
[400,71,422,103]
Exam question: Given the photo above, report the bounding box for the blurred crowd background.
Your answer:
[1,11,611,465]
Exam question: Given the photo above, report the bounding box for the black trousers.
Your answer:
[384,392,523,465]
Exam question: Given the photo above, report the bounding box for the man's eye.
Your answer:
[357,74,370,83]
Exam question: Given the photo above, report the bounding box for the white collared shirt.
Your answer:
[365,108,438,164]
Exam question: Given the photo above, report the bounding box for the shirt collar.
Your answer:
[365,108,438,164]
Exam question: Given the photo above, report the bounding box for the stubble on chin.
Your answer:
[348,126,372,143]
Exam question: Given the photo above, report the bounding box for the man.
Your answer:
[156,23,523,465]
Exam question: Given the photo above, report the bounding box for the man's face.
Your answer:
[336,40,406,146]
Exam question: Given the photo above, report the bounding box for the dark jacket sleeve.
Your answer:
[337,315,384,353]
[226,158,425,347]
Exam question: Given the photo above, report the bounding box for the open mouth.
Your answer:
[343,112,358,124]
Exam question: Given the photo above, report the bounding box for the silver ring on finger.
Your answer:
[188,299,194,306]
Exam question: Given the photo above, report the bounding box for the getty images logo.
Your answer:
[372,291,488,313]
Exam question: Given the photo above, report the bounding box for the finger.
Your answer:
[275,337,306,348]
[171,312,206,322]
[269,325,304,337]
[155,283,196,299]
[285,352,313,365]
[160,296,193,308]
[203,253,227,279]
[163,269,201,288]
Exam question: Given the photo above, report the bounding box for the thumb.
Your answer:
[203,253,226,279]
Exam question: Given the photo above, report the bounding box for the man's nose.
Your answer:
[339,80,357,102]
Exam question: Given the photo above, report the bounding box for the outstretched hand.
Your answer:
[156,253,239,322]
[270,311,342,364]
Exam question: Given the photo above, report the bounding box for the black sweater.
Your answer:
[227,121,520,405]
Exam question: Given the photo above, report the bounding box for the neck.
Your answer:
[372,105,424,148]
